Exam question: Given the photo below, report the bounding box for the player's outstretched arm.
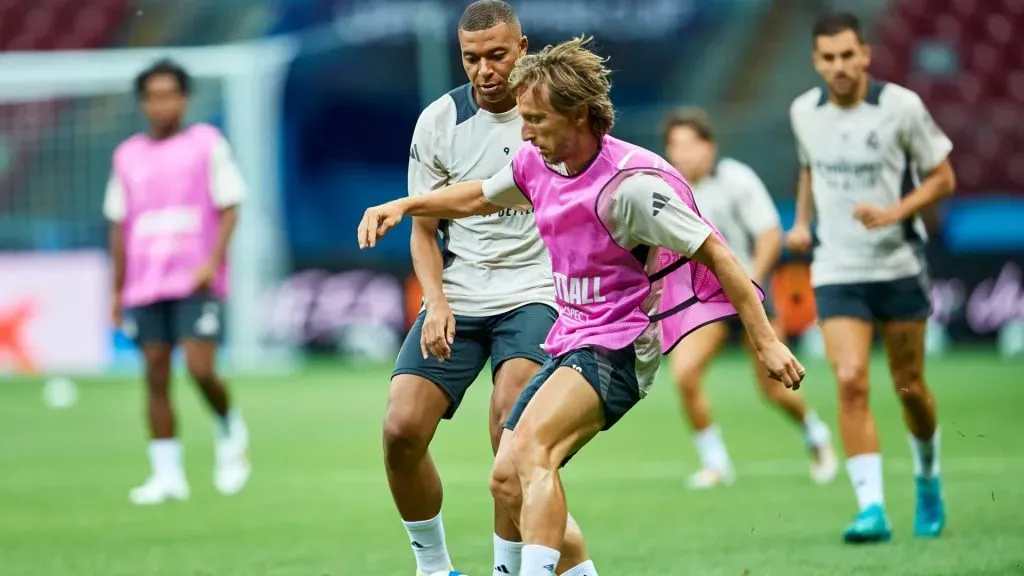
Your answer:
[690,236,806,389]
[357,181,500,249]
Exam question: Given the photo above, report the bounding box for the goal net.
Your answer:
[0,39,300,376]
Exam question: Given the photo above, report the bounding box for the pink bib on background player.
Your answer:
[114,123,227,308]
[511,135,763,357]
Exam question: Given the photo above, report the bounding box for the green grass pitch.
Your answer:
[1,350,1022,575]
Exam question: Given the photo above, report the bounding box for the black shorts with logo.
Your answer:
[392,303,557,419]
[124,294,225,345]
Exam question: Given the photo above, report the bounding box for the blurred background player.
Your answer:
[661,108,837,489]
[104,59,251,505]
[786,13,956,543]
[380,3,571,575]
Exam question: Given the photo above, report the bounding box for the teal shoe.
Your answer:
[842,503,893,544]
[914,476,946,538]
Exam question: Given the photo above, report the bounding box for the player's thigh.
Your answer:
[489,303,557,410]
[819,316,875,391]
[507,364,605,470]
[392,311,489,420]
[124,301,174,350]
[669,321,729,387]
[880,320,927,388]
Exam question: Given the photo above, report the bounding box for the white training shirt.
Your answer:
[103,131,246,222]
[409,83,554,317]
[689,157,780,275]
[790,80,953,287]
[482,168,713,259]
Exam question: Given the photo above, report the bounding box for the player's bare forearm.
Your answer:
[109,224,126,294]
[693,235,776,349]
[399,180,501,219]
[750,227,782,285]
[794,168,815,226]
[410,217,447,306]
[210,205,239,267]
[894,158,956,221]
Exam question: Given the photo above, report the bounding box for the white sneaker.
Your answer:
[215,416,251,495]
[686,466,735,490]
[129,475,190,505]
[809,441,839,485]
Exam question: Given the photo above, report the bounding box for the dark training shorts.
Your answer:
[392,303,557,419]
[124,294,225,346]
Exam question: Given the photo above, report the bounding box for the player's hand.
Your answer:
[193,261,217,292]
[420,299,456,361]
[757,339,806,390]
[784,224,813,253]
[853,204,900,229]
[111,293,123,327]
[358,201,406,249]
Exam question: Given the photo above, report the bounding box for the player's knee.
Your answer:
[894,375,928,403]
[835,363,869,408]
[183,352,216,385]
[488,454,520,510]
[144,359,171,395]
[382,409,431,469]
[673,364,703,397]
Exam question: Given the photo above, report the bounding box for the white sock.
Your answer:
[802,411,830,448]
[148,439,184,481]
[693,425,731,472]
[561,560,598,576]
[493,533,522,575]
[909,428,941,478]
[845,453,884,511]
[401,513,451,573]
[521,544,560,576]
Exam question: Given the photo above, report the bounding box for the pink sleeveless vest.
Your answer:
[511,135,763,357]
[114,124,228,308]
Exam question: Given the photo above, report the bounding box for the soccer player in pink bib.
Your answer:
[359,38,805,575]
[104,60,251,505]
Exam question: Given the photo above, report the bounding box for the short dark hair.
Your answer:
[134,59,191,98]
[458,0,519,32]
[661,107,715,146]
[812,12,863,44]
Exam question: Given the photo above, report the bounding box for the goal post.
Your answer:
[0,38,302,376]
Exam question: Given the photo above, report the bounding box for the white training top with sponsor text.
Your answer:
[790,80,952,287]
[409,83,554,317]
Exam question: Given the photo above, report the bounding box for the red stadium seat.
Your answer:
[883,0,1024,194]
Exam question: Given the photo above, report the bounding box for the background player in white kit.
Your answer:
[786,13,957,543]
[660,108,837,489]
[382,3,596,575]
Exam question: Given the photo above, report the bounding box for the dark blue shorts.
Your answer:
[124,294,225,346]
[392,303,556,419]
[504,344,644,434]
[814,275,932,322]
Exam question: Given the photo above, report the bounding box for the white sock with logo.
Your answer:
[846,453,884,511]
[401,513,451,573]
[493,533,521,575]
[522,544,560,576]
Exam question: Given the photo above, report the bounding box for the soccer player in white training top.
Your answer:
[661,108,838,489]
[786,13,956,543]
[383,2,597,575]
